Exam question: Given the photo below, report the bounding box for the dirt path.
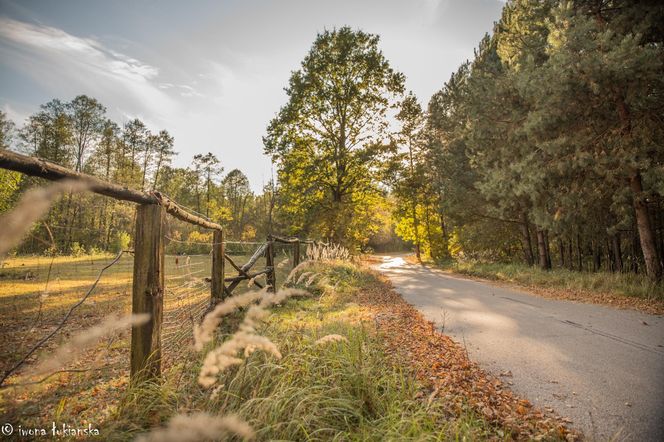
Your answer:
[374,255,664,441]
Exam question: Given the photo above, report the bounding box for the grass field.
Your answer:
[0,250,292,437]
[0,254,507,440]
[103,260,503,440]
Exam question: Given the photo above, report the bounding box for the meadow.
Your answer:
[0,254,517,441]
[0,249,292,436]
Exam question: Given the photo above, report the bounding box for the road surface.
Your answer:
[374,255,664,441]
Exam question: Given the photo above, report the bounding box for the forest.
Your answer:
[264,0,664,281]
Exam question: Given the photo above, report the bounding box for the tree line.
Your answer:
[0,98,273,255]
[263,1,663,281]
[424,0,664,281]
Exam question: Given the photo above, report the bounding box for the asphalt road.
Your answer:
[374,255,664,441]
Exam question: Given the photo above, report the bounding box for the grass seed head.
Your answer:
[135,412,254,441]
[315,334,349,345]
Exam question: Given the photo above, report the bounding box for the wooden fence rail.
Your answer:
[0,149,222,231]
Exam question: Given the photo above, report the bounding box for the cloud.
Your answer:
[1,102,29,125]
[158,82,202,97]
[0,16,175,120]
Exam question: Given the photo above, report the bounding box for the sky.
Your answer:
[0,0,504,191]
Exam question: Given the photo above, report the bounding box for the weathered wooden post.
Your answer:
[211,229,225,302]
[266,236,276,291]
[130,203,165,382]
[292,239,300,269]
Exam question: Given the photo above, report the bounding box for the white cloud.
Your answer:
[0,16,175,120]
[1,102,29,126]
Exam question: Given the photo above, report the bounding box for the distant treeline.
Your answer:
[0,97,275,255]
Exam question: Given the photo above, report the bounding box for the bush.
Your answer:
[111,231,131,253]
[70,242,85,257]
[87,245,103,255]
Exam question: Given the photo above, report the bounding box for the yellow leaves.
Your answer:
[187,230,212,244]
[205,199,232,223]
[241,225,257,241]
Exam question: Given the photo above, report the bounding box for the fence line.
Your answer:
[0,148,333,385]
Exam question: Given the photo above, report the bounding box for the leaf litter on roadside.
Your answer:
[355,267,581,441]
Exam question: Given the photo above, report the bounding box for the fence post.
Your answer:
[130,203,165,382]
[266,236,276,291]
[292,239,300,269]
[211,229,225,302]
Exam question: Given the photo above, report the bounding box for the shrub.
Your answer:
[70,241,85,257]
[111,231,131,253]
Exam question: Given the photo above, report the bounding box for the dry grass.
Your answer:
[2,251,532,441]
[0,252,285,437]
[437,260,664,314]
[1,254,506,440]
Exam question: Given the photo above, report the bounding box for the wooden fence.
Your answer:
[0,149,322,383]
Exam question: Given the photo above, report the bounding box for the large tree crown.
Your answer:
[264,26,405,157]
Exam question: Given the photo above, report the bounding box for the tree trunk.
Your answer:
[630,227,640,273]
[612,233,623,273]
[543,230,552,269]
[206,177,211,218]
[424,204,434,259]
[152,153,163,190]
[105,211,115,251]
[536,229,551,270]
[606,237,614,272]
[592,239,601,272]
[407,141,421,262]
[520,213,535,266]
[558,238,565,268]
[655,200,664,266]
[567,239,574,270]
[576,232,583,271]
[630,172,662,281]
[412,201,421,262]
[440,210,449,256]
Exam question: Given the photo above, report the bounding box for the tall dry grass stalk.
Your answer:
[284,260,314,284]
[136,412,254,441]
[315,334,349,345]
[32,313,149,376]
[305,273,320,287]
[193,290,265,351]
[197,288,308,388]
[0,179,89,258]
[306,243,350,261]
[296,271,313,285]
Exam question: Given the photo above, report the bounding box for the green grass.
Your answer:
[439,260,664,302]
[107,260,499,441]
[1,257,500,440]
